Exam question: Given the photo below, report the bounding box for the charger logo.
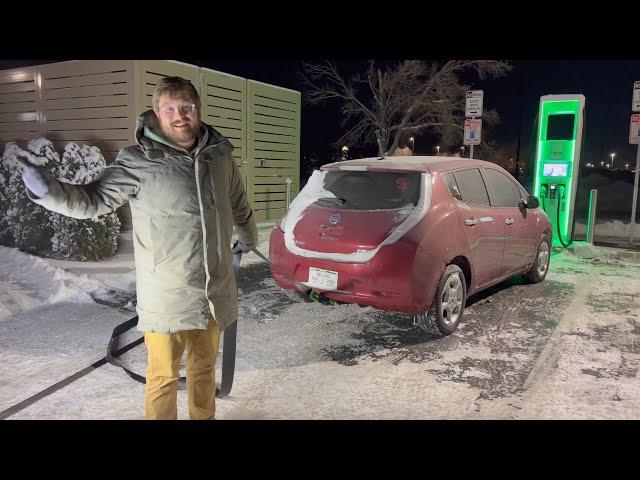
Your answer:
[329,213,342,225]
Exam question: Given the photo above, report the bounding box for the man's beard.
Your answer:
[162,122,199,146]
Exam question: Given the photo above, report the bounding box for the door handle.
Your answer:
[505,217,514,225]
[465,218,478,226]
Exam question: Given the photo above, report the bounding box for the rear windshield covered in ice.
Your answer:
[315,171,421,210]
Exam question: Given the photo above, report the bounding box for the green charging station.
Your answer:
[533,94,586,247]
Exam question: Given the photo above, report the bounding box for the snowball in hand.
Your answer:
[18,157,49,198]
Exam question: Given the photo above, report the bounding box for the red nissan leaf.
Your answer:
[269,156,552,335]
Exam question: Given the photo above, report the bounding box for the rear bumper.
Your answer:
[269,228,429,314]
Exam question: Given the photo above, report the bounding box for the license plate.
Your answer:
[305,267,338,291]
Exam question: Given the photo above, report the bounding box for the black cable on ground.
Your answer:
[0,335,143,420]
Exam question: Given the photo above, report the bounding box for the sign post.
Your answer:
[629,109,640,243]
[465,90,483,159]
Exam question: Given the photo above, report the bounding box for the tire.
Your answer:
[524,234,550,284]
[416,264,467,336]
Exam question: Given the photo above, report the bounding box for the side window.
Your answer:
[481,169,523,208]
[452,169,490,206]
[442,172,461,199]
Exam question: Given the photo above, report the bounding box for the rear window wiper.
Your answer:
[317,197,346,205]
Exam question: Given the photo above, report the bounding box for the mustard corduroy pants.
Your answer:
[144,319,220,420]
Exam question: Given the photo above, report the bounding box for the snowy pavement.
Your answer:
[1,231,639,419]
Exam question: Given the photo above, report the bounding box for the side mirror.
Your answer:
[525,194,539,209]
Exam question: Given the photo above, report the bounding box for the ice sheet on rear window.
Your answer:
[314,171,421,210]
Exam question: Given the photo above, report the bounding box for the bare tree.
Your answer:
[301,60,512,157]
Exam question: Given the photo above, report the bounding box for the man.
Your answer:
[20,76,258,420]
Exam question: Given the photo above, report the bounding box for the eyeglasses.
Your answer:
[157,103,197,116]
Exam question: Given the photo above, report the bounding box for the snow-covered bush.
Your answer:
[56,142,106,185]
[0,139,121,261]
[0,162,13,246]
[1,141,56,254]
[49,143,121,261]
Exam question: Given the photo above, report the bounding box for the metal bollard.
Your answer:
[586,189,598,245]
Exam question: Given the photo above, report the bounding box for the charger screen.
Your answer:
[546,114,575,140]
[543,163,568,177]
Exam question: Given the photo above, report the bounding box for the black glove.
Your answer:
[232,240,251,255]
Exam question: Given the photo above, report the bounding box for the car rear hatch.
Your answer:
[282,168,431,263]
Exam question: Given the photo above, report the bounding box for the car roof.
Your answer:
[320,155,505,175]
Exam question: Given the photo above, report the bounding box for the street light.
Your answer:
[460,146,465,157]
[610,153,616,169]
[436,145,440,155]
[341,145,349,160]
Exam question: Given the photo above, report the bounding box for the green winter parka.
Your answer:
[28,110,258,333]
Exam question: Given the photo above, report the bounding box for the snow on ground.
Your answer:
[477,253,640,419]
[0,238,135,414]
[575,219,640,239]
[6,250,640,420]
[0,221,276,419]
[0,246,111,305]
[0,302,134,414]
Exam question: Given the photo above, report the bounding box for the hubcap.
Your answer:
[440,273,463,326]
[537,241,550,277]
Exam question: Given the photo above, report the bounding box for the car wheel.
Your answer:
[416,264,467,336]
[524,234,550,283]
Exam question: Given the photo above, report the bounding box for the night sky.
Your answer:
[2,59,639,174]
[188,59,640,173]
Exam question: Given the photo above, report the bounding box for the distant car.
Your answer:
[269,156,552,335]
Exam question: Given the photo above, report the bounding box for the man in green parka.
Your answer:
[20,76,258,420]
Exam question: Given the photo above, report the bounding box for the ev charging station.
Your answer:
[533,94,586,247]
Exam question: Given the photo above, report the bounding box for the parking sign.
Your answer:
[464,119,482,145]
[630,114,640,144]
[465,90,484,117]
[633,81,640,112]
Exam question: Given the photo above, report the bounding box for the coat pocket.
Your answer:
[129,217,154,273]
